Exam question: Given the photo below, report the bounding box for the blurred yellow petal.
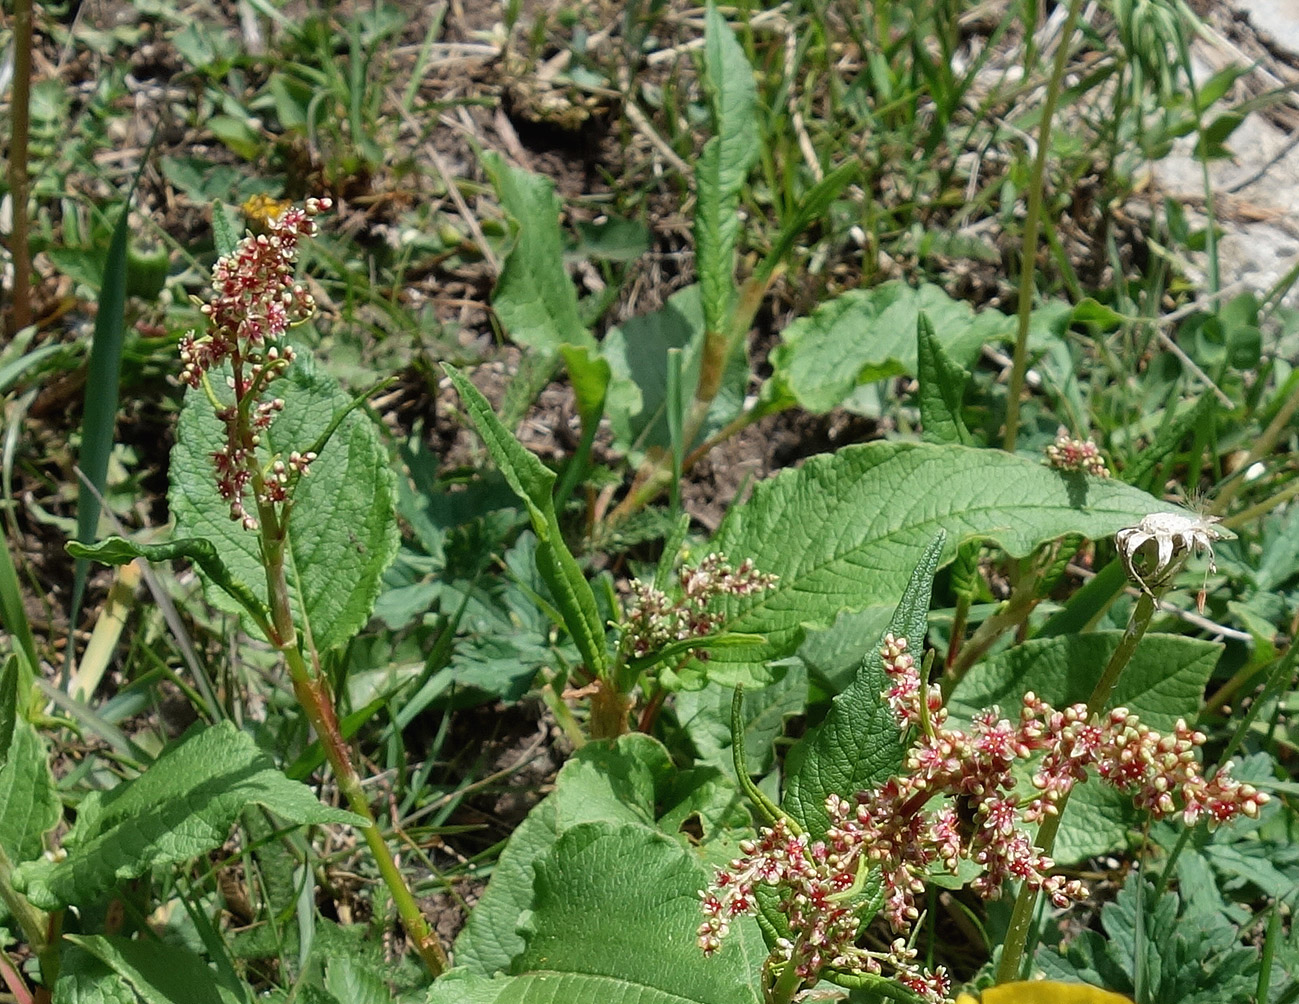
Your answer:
[959,981,1132,1004]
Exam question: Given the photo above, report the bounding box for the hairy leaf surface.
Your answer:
[697,441,1173,686]
[16,722,361,909]
[170,355,398,651]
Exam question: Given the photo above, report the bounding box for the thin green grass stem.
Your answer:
[1002,0,1087,454]
[6,0,33,333]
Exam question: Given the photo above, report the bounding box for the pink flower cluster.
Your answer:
[178,198,331,530]
[699,634,1266,1002]
[698,815,952,1000]
[1045,428,1110,477]
[621,554,777,660]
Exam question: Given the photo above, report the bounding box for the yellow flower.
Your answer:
[956,981,1132,1004]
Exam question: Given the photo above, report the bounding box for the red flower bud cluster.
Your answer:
[699,634,1265,1003]
[1045,428,1109,477]
[621,554,778,660]
[178,198,331,530]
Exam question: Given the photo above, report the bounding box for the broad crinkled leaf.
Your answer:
[452,735,669,975]
[15,722,361,909]
[0,720,59,868]
[695,441,1175,687]
[483,152,593,352]
[170,354,398,652]
[432,822,764,1004]
[53,949,138,1004]
[64,935,247,1004]
[783,534,941,840]
[694,3,760,336]
[947,632,1221,862]
[769,282,1006,413]
[946,632,1221,730]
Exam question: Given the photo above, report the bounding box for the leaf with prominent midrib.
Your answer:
[694,440,1174,687]
[694,3,759,336]
[483,152,593,353]
[63,936,246,1004]
[169,354,398,652]
[783,534,941,840]
[0,720,59,868]
[15,722,361,909]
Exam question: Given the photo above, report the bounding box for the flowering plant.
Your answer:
[699,634,1263,1003]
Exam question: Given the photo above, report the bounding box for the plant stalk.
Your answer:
[258,511,449,977]
[1002,0,1087,453]
[6,0,34,333]
[995,588,1159,984]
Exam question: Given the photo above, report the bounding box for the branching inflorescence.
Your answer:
[178,198,331,530]
[700,635,1265,1003]
[620,554,778,660]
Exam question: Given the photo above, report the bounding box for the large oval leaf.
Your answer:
[697,441,1174,686]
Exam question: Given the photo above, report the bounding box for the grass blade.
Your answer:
[70,200,132,632]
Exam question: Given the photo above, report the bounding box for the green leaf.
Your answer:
[65,935,248,1004]
[947,633,1220,729]
[325,956,390,1004]
[68,536,271,629]
[676,660,806,778]
[211,201,241,257]
[482,152,593,352]
[947,632,1221,862]
[53,948,138,1004]
[0,656,16,770]
[15,722,362,909]
[0,530,39,689]
[169,354,399,652]
[783,533,942,840]
[603,285,748,460]
[433,823,764,1004]
[769,282,1007,413]
[916,310,973,445]
[453,735,667,976]
[0,721,60,868]
[71,200,132,629]
[694,441,1174,686]
[694,3,760,337]
[443,365,608,678]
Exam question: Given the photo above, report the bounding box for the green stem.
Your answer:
[1002,0,1087,453]
[258,512,448,977]
[995,588,1160,984]
[0,845,47,965]
[765,946,807,1004]
[946,577,1040,685]
[7,0,34,332]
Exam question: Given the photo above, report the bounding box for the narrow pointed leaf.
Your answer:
[784,533,943,839]
[695,3,760,336]
[443,365,608,677]
[71,202,132,626]
[917,311,973,445]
